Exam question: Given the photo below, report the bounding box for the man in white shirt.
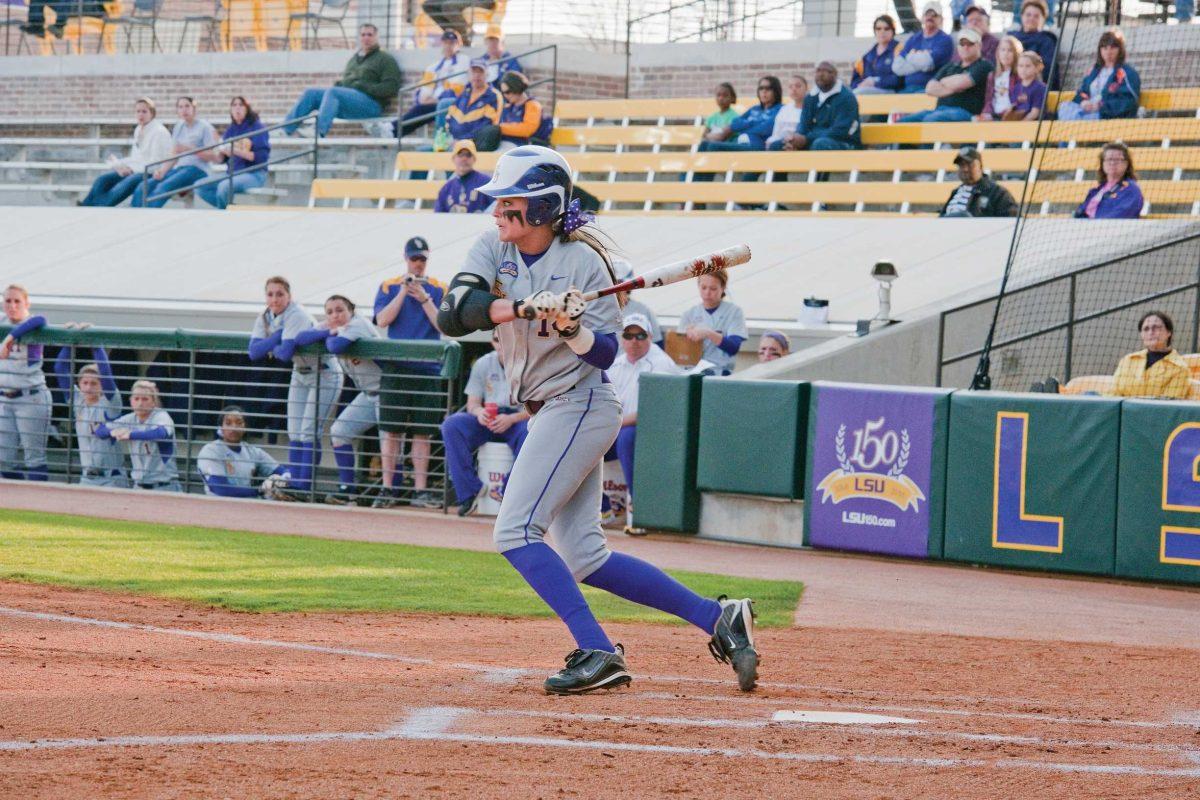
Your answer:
[606,313,683,498]
[766,75,809,151]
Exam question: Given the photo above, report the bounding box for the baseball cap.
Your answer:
[469,57,488,71]
[963,2,990,16]
[440,29,462,43]
[404,236,430,258]
[953,145,982,165]
[451,139,477,156]
[957,28,981,45]
[921,0,943,17]
[500,71,529,94]
[623,313,652,333]
[485,25,502,39]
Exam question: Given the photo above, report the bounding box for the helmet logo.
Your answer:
[527,182,545,189]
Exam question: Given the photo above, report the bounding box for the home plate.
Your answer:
[773,710,920,725]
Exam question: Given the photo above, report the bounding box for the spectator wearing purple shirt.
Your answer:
[435,139,492,213]
[1006,52,1047,121]
[1075,141,1144,220]
[197,96,271,210]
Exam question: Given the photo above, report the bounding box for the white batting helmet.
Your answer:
[477,145,574,226]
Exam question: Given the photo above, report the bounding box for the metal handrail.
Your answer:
[139,110,318,207]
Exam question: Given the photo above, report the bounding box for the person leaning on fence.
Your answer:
[445,58,503,152]
[497,71,552,151]
[766,75,808,151]
[677,269,748,376]
[940,146,1017,217]
[95,380,181,492]
[1110,311,1191,399]
[701,82,739,143]
[372,237,446,509]
[197,96,270,211]
[697,75,782,153]
[198,406,293,499]
[1011,0,1059,89]
[900,27,993,124]
[283,24,402,139]
[757,331,791,363]
[953,4,999,66]
[302,294,384,506]
[52,335,128,488]
[0,285,51,482]
[436,139,492,213]
[892,2,954,94]
[248,276,344,494]
[1056,27,1139,122]
[133,96,218,209]
[399,30,468,138]
[440,329,530,517]
[484,29,523,90]
[852,15,903,95]
[1074,141,1144,220]
[79,97,172,208]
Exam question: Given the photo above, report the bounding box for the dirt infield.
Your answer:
[3,580,1200,799]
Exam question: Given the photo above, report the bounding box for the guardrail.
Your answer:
[0,324,461,508]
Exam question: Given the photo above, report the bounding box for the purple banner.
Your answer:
[807,386,937,558]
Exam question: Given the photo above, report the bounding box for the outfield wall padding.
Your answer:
[1116,400,1200,585]
[631,373,705,532]
[944,392,1121,575]
[696,378,809,499]
[804,382,952,558]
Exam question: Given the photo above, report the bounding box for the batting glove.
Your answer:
[513,290,560,321]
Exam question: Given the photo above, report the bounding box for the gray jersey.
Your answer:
[111,408,178,485]
[197,439,279,493]
[464,351,513,407]
[462,230,622,403]
[331,315,383,395]
[622,298,662,343]
[252,302,336,374]
[677,300,748,374]
[74,389,125,472]
[0,340,48,391]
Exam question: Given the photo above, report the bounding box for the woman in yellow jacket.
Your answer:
[1111,310,1191,398]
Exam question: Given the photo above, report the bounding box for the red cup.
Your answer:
[485,402,499,421]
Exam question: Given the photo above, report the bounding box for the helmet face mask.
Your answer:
[480,146,574,227]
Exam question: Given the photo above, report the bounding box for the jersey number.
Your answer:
[537,319,553,338]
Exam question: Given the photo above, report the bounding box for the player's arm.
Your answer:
[436,272,556,336]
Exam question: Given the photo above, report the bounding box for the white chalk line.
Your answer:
[3,605,1191,736]
[2,706,1198,779]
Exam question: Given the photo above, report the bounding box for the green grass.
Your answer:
[0,509,802,627]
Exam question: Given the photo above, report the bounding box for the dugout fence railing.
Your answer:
[0,324,461,508]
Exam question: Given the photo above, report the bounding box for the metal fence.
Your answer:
[0,323,462,509]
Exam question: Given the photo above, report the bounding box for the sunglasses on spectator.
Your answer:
[622,331,648,341]
[408,255,428,262]
[757,84,772,90]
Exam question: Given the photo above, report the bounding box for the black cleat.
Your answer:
[410,490,441,509]
[544,644,632,695]
[371,488,400,508]
[457,495,479,517]
[325,485,354,505]
[708,596,759,692]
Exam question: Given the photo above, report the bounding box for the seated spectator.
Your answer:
[954,4,999,65]
[197,96,270,210]
[892,2,954,94]
[607,313,682,502]
[436,139,491,213]
[497,71,552,150]
[757,331,791,362]
[1057,27,1139,121]
[1011,0,1059,89]
[483,29,522,89]
[940,146,1017,217]
[1007,52,1047,121]
[1176,0,1194,22]
[95,380,180,492]
[79,97,171,208]
[133,96,217,208]
[899,28,993,123]
[440,330,529,516]
[1111,311,1190,399]
[786,62,861,151]
[766,75,808,151]
[978,35,1022,121]
[198,406,291,498]
[52,339,127,488]
[445,58,502,151]
[702,82,739,143]
[283,24,402,139]
[677,269,747,376]
[852,15,903,95]
[22,0,106,38]
[696,75,782,152]
[1074,141,1143,219]
[399,30,467,138]
[613,259,664,349]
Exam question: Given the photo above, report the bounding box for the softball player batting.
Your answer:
[0,285,51,481]
[248,277,344,494]
[437,145,759,695]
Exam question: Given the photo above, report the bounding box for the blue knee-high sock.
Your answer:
[291,441,312,490]
[583,551,722,634]
[26,465,48,481]
[333,444,355,486]
[287,442,303,481]
[503,542,613,652]
[1,470,24,480]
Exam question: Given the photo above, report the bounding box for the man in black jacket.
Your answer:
[940,146,1018,217]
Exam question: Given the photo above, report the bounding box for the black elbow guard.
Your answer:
[438,272,500,338]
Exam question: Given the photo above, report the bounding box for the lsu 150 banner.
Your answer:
[805,384,949,558]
